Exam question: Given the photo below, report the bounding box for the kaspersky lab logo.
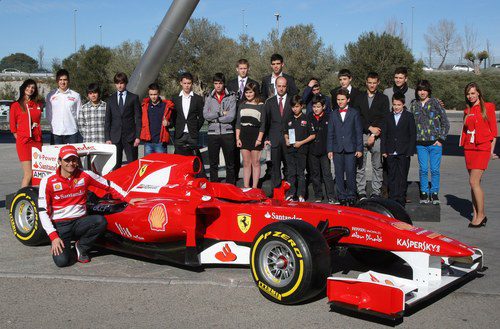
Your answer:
[264,211,303,221]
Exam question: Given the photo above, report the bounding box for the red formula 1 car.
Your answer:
[8,143,484,320]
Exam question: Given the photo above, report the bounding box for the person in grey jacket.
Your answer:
[203,73,237,184]
[383,67,416,105]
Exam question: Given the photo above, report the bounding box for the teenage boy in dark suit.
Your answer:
[105,72,142,169]
[308,95,336,203]
[330,69,362,109]
[227,59,260,104]
[261,53,298,100]
[381,92,416,207]
[327,89,363,205]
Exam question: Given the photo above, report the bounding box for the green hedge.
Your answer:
[422,70,500,111]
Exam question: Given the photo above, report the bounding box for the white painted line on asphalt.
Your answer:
[0,271,254,288]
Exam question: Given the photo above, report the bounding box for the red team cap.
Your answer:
[59,145,79,160]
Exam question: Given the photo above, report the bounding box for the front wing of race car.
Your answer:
[327,248,484,319]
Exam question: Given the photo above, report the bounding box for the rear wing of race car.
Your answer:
[31,143,117,185]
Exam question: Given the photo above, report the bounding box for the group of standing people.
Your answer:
[9,54,497,229]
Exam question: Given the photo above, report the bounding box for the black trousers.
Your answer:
[333,152,357,200]
[52,215,107,267]
[174,133,207,177]
[386,155,411,206]
[114,139,138,170]
[285,152,307,198]
[309,153,335,200]
[207,133,236,185]
[271,142,287,189]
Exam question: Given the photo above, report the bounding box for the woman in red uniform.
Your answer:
[10,79,43,187]
[460,82,497,228]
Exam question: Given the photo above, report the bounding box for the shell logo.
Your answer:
[148,203,168,232]
[33,152,39,159]
[139,164,148,177]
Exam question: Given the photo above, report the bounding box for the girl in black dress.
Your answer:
[235,82,266,188]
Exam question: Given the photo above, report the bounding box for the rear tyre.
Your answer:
[9,187,49,246]
[250,220,331,305]
[350,198,413,267]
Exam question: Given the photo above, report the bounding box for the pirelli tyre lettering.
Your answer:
[9,187,49,246]
[250,220,330,305]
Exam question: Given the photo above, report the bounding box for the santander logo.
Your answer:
[264,211,303,221]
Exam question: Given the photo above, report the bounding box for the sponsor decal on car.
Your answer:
[440,236,453,243]
[426,232,441,239]
[391,221,417,231]
[33,152,39,159]
[396,238,440,252]
[201,195,211,201]
[115,223,144,240]
[148,203,168,231]
[237,213,251,233]
[215,243,237,262]
[139,164,148,177]
[33,171,48,179]
[264,211,303,221]
[350,231,383,243]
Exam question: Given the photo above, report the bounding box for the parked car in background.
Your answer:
[422,65,434,71]
[0,100,14,120]
[491,64,500,69]
[452,64,473,72]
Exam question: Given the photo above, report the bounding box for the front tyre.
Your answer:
[250,220,330,305]
[9,187,49,246]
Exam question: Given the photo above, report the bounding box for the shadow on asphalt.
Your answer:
[445,194,473,221]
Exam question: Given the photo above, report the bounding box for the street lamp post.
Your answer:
[274,12,281,35]
[73,9,77,52]
[411,6,414,54]
[99,25,102,45]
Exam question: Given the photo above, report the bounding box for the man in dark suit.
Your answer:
[351,72,390,199]
[381,92,416,206]
[171,72,206,166]
[330,69,362,109]
[264,76,292,189]
[261,53,298,100]
[226,59,260,104]
[327,88,363,205]
[105,72,142,169]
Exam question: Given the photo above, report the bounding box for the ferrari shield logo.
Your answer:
[237,213,251,234]
[139,164,148,177]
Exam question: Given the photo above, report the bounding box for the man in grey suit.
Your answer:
[105,72,142,169]
[264,76,292,189]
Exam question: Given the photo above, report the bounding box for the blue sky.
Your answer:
[1,0,499,68]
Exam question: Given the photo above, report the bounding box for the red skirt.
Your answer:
[16,139,42,162]
[464,149,491,170]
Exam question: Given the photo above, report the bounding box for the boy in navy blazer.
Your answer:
[327,89,363,205]
[381,92,416,206]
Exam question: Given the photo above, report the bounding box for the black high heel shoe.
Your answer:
[468,217,488,228]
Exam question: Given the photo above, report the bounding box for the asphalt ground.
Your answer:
[0,121,499,328]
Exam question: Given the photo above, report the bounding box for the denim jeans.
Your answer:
[144,142,167,156]
[51,132,80,145]
[416,144,442,194]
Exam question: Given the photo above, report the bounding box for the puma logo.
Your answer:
[215,243,237,262]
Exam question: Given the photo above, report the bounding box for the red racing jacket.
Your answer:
[39,167,131,241]
[140,98,174,143]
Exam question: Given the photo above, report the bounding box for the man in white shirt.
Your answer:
[46,69,82,144]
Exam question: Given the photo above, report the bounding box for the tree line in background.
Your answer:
[1,18,498,110]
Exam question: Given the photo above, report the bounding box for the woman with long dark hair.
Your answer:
[460,82,497,227]
[235,82,266,188]
[10,79,43,187]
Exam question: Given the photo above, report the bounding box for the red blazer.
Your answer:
[9,100,43,143]
[460,102,497,151]
[140,98,174,143]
